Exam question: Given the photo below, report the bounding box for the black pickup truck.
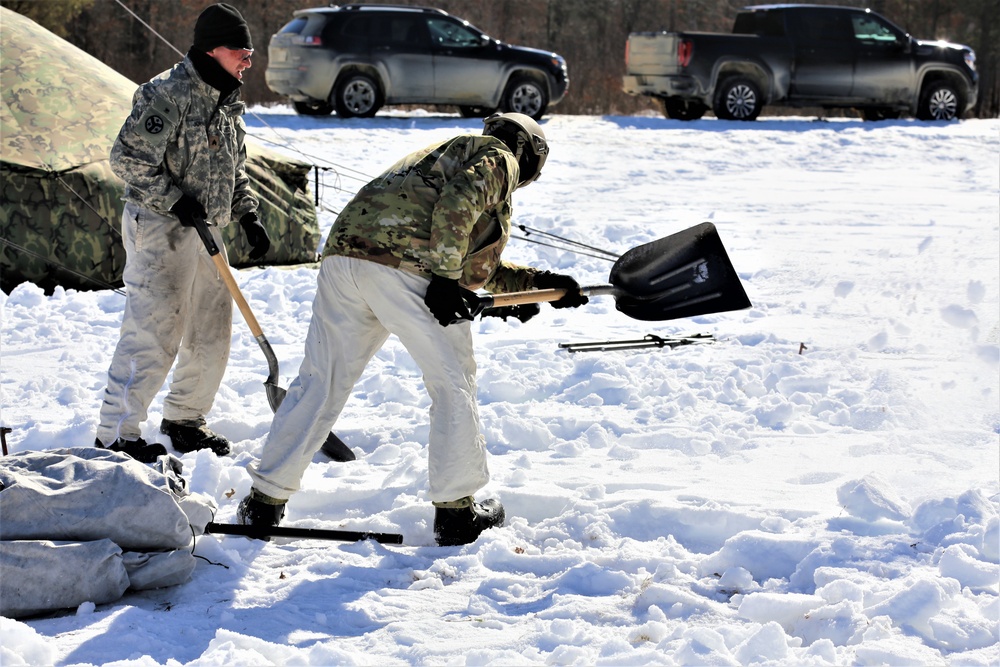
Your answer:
[622,4,978,121]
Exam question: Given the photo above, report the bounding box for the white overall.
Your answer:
[96,202,232,445]
[248,255,489,503]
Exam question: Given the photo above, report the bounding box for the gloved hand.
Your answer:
[480,304,540,323]
[239,212,270,261]
[424,274,472,327]
[533,270,589,309]
[171,194,207,227]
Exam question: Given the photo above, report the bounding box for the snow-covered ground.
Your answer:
[2,110,998,666]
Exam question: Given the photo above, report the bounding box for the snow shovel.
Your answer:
[468,222,751,322]
[192,219,355,462]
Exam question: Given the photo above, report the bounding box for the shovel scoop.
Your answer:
[468,222,751,321]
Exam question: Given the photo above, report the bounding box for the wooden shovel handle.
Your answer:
[209,252,264,338]
[193,219,264,338]
[487,288,568,307]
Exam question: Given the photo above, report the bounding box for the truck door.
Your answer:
[849,12,913,104]
[787,8,855,98]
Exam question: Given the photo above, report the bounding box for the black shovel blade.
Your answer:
[609,222,751,321]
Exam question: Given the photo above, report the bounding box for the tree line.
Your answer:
[4,0,997,118]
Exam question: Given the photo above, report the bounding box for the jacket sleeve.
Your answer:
[109,84,185,213]
[229,113,258,221]
[483,260,539,294]
[427,148,510,279]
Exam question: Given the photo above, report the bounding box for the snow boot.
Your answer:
[160,419,231,456]
[95,436,167,464]
[236,489,286,541]
[433,496,505,547]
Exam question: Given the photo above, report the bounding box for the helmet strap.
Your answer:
[514,133,526,162]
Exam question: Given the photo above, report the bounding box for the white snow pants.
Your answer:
[247,255,489,503]
[96,202,232,445]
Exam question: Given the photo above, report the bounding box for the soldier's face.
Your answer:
[207,46,252,80]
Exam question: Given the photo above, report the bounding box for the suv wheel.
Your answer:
[294,100,334,116]
[335,73,383,118]
[917,82,962,121]
[714,76,762,121]
[502,77,548,120]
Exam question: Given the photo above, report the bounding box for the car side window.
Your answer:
[851,15,901,45]
[427,18,481,48]
[331,15,373,51]
[790,9,853,42]
[380,16,427,48]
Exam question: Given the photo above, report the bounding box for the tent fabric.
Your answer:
[0,7,320,294]
[0,540,132,619]
[0,447,215,619]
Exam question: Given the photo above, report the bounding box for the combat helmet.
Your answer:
[482,112,548,188]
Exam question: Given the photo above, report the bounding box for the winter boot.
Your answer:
[433,496,505,547]
[160,419,231,456]
[236,489,286,540]
[95,436,167,464]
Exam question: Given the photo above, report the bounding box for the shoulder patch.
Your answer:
[137,97,180,141]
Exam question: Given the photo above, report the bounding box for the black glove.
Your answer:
[533,270,589,309]
[171,194,207,227]
[480,304,540,323]
[424,274,472,327]
[239,212,270,261]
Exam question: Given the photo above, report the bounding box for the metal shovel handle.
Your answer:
[206,522,403,544]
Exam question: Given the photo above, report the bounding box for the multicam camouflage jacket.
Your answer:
[110,55,257,227]
[323,135,539,293]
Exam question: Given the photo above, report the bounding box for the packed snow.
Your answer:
[1,110,998,666]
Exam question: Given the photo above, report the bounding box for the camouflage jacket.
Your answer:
[323,135,537,293]
[110,55,257,227]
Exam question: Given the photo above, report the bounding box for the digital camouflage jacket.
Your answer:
[110,55,257,227]
[323,134,538,293]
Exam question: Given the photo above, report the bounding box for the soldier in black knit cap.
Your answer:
[96,4,268,462]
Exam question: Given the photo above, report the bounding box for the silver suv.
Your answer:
[265,4,568,120]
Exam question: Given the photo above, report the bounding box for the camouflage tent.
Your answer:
[0,8,320,295]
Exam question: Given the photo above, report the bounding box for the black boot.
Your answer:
[433,497,505,547]
[95,437,167,464]
[160,419,231,456]
[236,490,286,540]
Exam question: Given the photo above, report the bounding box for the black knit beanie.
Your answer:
[192,3,253,52]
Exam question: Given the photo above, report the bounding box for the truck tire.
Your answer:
[294,100,334,116]
[714,76,763,121]
[657,98,708,121]
[334,73,383,118]
[917,81,962,121]
[501,77,548,120]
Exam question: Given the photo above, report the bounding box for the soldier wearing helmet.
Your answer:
[240,113,587,547]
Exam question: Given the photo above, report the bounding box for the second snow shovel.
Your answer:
[468,222,751,321]
[193,219,355,461]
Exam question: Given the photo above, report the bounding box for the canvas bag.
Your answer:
[0,447,216,618]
